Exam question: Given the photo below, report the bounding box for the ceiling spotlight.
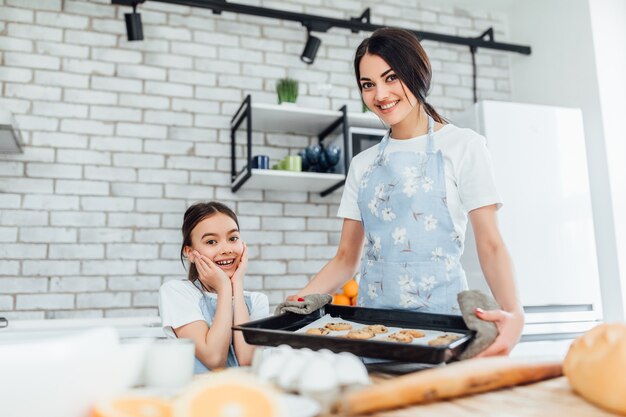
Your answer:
[120,1,145,41]
[301,31,321,65]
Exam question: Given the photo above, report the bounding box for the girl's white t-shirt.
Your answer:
[159,279,270,338]
[337,123,502,247]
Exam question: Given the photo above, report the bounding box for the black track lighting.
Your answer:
[125,3,143,41]
[113,0,145,41]
[301,31,321,65]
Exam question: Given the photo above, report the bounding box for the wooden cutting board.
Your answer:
[326,377,616,417]
[339,357,564,415]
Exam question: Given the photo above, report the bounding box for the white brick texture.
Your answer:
[0,0,511,318]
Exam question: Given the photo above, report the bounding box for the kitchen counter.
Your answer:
[0,316,164,341]
[331,377,614,417]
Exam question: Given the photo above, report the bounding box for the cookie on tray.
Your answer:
[325,322,352,331]
[385,332,413,343]
[399,329,426,338]
[345,329,374,340]
[363,324,388,334]
[306,327,330,336]
[428,333,461,347]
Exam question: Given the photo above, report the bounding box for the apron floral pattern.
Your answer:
[192,280,253,373]
[356,116,467,314]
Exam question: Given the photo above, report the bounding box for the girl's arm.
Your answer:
[291,218,365,299]
[231,285,253,365]
[468,204,524,356]
[230,243,255,366]
[174,254,234,369]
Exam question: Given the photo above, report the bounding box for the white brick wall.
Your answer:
[0,0,511,319]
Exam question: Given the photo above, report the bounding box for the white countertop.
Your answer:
[0,316,164,341]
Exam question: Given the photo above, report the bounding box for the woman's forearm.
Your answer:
[297,250,362,297]
[477,242,523,315]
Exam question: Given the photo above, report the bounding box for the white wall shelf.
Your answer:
[250,102,383,135]
[233,168,346,193]
[231,95,383,197]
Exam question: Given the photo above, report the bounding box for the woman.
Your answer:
[290,28,523,357]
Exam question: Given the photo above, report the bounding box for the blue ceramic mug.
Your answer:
[251,155,270,169]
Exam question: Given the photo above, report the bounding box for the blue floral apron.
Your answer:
[356,116,467,314]
[192,280,253,373]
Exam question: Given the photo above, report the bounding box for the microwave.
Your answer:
[328,127,387,174]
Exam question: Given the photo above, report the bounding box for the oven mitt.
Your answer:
[457,289,500,360]
[274,294,332,315]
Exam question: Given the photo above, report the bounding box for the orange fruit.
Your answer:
[342,279,359,299]
[174,371,281,417]
[332,293,351,306]
[91,396,172,417]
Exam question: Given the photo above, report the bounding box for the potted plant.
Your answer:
[276,77,299,104]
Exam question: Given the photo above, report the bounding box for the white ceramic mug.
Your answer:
[144,338,195,389]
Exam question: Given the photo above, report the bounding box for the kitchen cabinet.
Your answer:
[230,95,383,196]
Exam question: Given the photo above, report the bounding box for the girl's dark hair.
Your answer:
[180,201,239,284]
[354,27,445,124]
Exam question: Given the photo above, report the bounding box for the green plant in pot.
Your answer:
[276,78,299,104]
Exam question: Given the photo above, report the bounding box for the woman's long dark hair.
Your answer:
[180,201,239,284]
[354,27,445,123]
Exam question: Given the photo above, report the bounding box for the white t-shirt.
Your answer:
[337,123,502,247]
[159,279,270,339]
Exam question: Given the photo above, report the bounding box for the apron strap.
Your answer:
[426,115,435,152]
[373,130,391,164]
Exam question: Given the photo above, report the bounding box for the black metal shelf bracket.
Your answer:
[116,0,531,55]
[229,95,349,197]
[230,94,252,193]
[318,105,349,197]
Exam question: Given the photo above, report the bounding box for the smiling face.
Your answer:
[359,53,420,131]
[185,213,243,278]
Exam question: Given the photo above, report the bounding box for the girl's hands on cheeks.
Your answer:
[190,250,231,295]
[231,242,247,291]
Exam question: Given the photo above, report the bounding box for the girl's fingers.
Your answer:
[194,252,211,276]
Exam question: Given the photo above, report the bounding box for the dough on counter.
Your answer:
[345,329,374,340]
[385,332,413,343]
[306,327,330,336]
[399,329,425,338]
[325,322,353,331]
[428,334,460,347]
[363,324,389,334]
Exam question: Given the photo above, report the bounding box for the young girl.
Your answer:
[159,202,269,372]
[289,28,524,357]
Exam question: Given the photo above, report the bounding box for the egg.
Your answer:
[298,356,340,407]
[277,350,309,391]
[257,351,285,383]
[336,352,370,386]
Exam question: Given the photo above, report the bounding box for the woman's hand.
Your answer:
[231,242,248,291]
[474,307,524,357]
[190,250,231,294]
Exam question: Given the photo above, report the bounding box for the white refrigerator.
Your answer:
[453,101,603,357]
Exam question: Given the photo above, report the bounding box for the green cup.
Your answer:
[284,155,302,172]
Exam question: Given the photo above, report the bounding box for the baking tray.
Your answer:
[233,304,474,364]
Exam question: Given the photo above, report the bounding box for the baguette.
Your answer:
[339,357,563,415]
